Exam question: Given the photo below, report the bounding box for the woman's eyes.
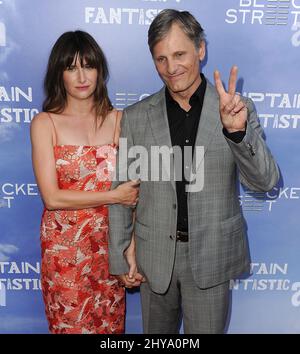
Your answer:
[66,64,94,71]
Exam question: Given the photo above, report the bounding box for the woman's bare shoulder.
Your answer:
[31,111,52,128]
[30,112,57,143]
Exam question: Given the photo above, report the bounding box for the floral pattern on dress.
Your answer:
[40,144,125,334]
[96,144,117,182]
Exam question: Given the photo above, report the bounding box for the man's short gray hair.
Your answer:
[148,9,205,55]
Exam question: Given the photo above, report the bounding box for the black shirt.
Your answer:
[165,74,246,232]
[166,74,207,232]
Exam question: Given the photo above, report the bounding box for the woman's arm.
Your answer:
[30,112,138,211]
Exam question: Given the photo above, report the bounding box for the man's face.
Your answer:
[152,23,205,97]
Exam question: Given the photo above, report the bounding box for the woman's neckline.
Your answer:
[54,143,117,148]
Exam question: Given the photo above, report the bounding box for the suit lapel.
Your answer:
[193,80,221,172]
[147,88,176,190]
[146,81,221,188]
[148,88,172,149]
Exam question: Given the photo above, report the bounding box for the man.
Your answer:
[108,9,279,334]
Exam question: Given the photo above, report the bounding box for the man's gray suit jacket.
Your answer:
[108,80,279,294]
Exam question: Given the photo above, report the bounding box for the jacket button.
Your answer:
[173,204,177,209]
[169,235,174,240]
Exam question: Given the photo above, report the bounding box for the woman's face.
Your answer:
[63,55,98,102]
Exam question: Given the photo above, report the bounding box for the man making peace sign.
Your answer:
[109,9,279,334]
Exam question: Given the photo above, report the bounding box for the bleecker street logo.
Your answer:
[114,92,150,109]
[239,187,300,212]
[0,183,39,208]
[226,0,300,26]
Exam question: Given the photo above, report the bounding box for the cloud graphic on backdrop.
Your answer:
[0,71,8,81]
[0,199,8,208]
[0,40,19,65]
[0,243,19,261]
[0,0,20,68]
[7,0,17,13]
[0,22,6,46]
[0,0,18,16]
[0,122,21,142]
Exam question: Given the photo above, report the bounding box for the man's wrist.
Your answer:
[225,128,246,133]
[223,128,246,143]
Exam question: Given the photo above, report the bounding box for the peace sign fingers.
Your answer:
[228,65,238,96]
[214,65,238,99]
[214,65,247,132]
[214,69,226,98]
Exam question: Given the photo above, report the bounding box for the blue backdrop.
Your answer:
[0,0,300,334]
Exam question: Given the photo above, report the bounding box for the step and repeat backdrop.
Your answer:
[0,0,300,333]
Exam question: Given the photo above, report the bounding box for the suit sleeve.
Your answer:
[224,97,280,192]
[108,109,134,275]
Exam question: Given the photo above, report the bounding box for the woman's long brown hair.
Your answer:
[43,30,113,127]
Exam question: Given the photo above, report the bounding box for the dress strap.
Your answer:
[113,110,121,145]
[46,112,58,146]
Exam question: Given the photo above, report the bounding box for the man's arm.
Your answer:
[214,66,279,192]
[108,109,135,275]
[224,98,279,191]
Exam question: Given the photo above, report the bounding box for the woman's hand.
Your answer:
[114,180,140,206]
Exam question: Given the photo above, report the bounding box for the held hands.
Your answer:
[117,237,146,288]
[115,180,140,207]
[214,66,247,133]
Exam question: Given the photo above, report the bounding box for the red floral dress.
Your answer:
[40,144,125,334]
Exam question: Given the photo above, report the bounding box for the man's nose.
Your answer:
[167,60,178,75]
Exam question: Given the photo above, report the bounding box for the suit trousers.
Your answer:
[140,241,230,334]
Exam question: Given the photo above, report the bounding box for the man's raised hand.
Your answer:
[214,66,247,133]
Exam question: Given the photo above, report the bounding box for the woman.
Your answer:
[31,31,139,334]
